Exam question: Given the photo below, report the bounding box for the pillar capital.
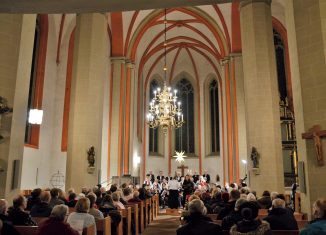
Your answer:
[111,57,127,64]
[220,56,230,66]
[240,0,272,9]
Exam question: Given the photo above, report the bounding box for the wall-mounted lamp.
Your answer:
[28,109,43,125]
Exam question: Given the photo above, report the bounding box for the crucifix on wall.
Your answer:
[302,125,326,166]
[177,164,188,177]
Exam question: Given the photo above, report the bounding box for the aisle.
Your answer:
[141,214,180,235]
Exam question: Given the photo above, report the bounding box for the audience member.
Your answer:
[112,192,125,209]
[49,188,64,207]
[257,191,272,209]
[86,193,104,221]
[67,197,96,235]
[0,199,19,235]
[8,195,36,226]
[230,201,272,235]
[30,191,53,217]
[128,191,142,204]
[176,199,222,235]
[66,193,77,208]
[221,198,247,231]
[27,188,42,211]
[300,198,326,235]
[217,189,240,219]
[37,205,79,235]
[263,198,298,230]
[99,194,117,217]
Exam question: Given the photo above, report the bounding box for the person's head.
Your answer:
[50,205,69,221]
[102,194,113,204]
[222,192,230,203]
[86,192,97,209]
[110,185,118,193]
[67,188,75,195]
[247,193,256,202]
[123,187,132,197]
[230,189,240,201]
[13,195,27,209]
[40,191,51,203]
[111,192,120,202]
[239,201,259,221]
[272,198,285,209]
[270,192,278,200]
[188,195,200,202]
[68,193,76,201]
[188,199,207,216]
[0,199,8,215]
[58,189,65,199]
[121,183,127,189]
[262,190,270,197]
[133,191,140,198]
[31,188,42,198]
[75,197,90,213]
[50,188,59,199]
[312,198,326,219]
[235,198,247,211]
[276,194,286,201]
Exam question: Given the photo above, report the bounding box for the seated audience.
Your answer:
[86,193,104,220]
[257,191,272,209]
[263,198,298,230]
[94,189,103,207]
[8,195,36,226]
[222,198,247,231]
[27,188,42,211]
[0,199,19,235]
[99,194,116,217]
[177,199,222,235]
[58,189,68,204]
[128,191,142,204]
[217,189,240,219]
[66,193,77,208]
[112,192,125,209]
[49,188,64,207]
[30,191,53,217]
[67,197,96,235]
[230,201,272,235]
[37,205,79,235]
[300,198,326,235]
[122,188,133,202]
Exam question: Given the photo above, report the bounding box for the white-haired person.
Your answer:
[0,199,20,235]
[37,205,79,235]
[67,197,96,235]
[300,198,326,235]
[177,199,223,235]
[263,198,298,231]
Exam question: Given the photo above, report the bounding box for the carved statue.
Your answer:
[87,146,95,167]
[250,147,260,168]
[0,96,13,142]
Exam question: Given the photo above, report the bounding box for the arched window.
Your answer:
[25,15,48,147]
[149,80,159,153]
[175,79,194,153]
[209,80,220,153]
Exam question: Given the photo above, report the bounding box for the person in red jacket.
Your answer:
[37,204,79,235]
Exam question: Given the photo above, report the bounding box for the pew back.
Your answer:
[15,226,38,235]
[96,216,111,235]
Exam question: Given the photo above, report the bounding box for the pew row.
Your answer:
[15,224,95,235]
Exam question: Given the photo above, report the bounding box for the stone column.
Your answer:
[108,57,126,177]
[240,0,284,193]
[0,14,36,199]
[285,0,326,215]
[66,13,108,191]
[230,53,248,182]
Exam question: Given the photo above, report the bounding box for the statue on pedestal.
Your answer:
[87,146,95,174]
[250,146,260,169]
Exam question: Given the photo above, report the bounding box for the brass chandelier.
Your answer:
[146,9,184,134]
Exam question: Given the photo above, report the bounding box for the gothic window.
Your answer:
[149,80,159,153]
[25,16,41,144]
[209,80,220,153]
[175,79,195,153]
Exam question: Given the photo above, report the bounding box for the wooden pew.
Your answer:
[127,204,139,235]
[120,207,132,235]
[15,226,38,235]
[138,201,145,233]
[145,199,151,225]
[82,224,96,235]
[297,220,308,229]
[32,217,48,225]
[155,194,159,218]
[96,216,111,235]
[117,211,124,235]
[150,197,154,222]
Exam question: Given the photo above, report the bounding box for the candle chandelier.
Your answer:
[146,9,184,134]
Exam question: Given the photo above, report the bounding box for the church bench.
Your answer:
[145,199,151,224]
[32,217,48,224]
[297,220,308,229]
[138,201,145,233]
[82,224,96,235]
[150,197,154,222]
[120,207,132,235]
[15,226,38,235]
[96,216,111,235]
[127,203,139,235]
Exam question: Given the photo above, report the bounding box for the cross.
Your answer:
[302,125,326,166]
[177,164,188,177]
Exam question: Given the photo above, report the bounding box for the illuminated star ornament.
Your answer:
[173,151,187,164]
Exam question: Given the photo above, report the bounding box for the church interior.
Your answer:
[0,0,326,234]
